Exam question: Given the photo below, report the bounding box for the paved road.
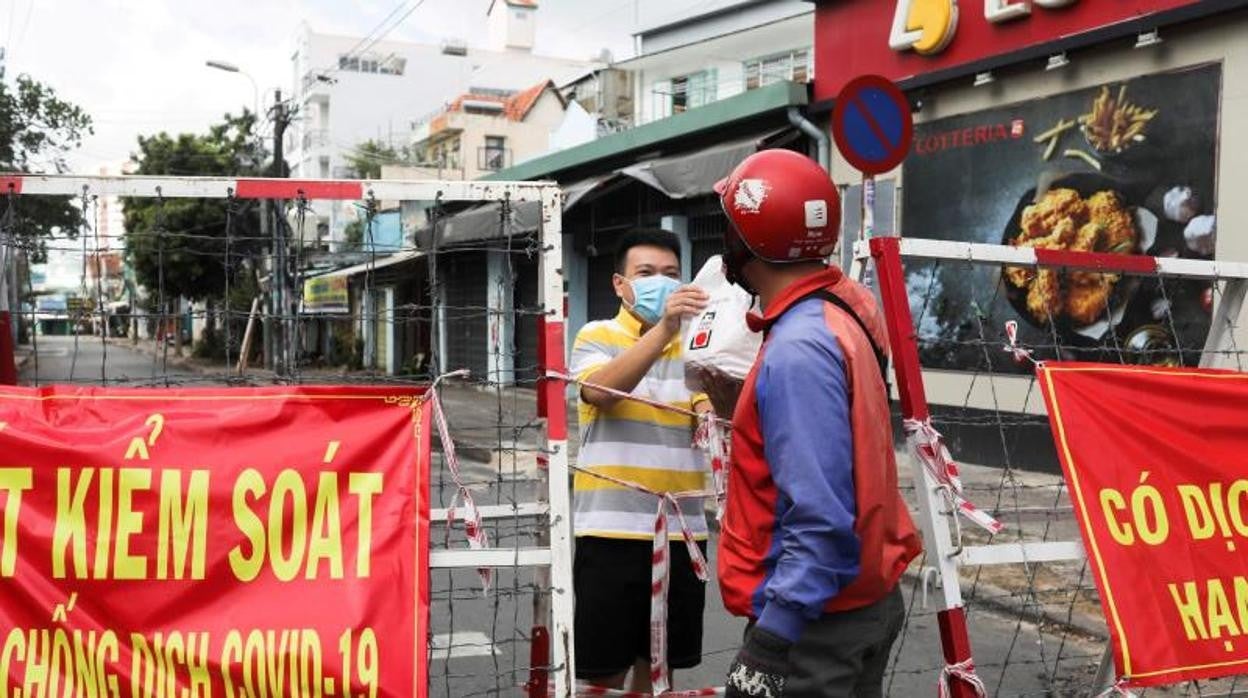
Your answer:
[20,334,172,384]
[426,534,1110,697]
[13,337,1120,696]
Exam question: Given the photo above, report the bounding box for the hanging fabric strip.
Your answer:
[430,389,493,591]
[904,419,1004,535]
[694,411,729,522]
[649,498,671,695]
[937,659,988,698]
[1003,319,1038,365]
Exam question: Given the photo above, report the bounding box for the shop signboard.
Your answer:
[812,0,1230,100]
[304,275,350,314]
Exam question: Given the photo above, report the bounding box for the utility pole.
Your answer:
[0,232,15,385]
[270,89,292,377]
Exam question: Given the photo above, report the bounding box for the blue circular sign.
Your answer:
[832,75,914,175]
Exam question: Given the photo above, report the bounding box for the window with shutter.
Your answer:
[742,48,814,90]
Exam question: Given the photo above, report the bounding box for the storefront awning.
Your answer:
[484,81,808,183]
[617,130,788,199]
[309,249,423,282]
[563,173,614,209]
[414,173,613,248]
[415,127,789,247]
[437,200,541,246]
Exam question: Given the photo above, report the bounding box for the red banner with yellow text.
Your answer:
[0,385,430,698]
[1041,363,1248,687]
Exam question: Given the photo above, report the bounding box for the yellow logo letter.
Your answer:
[890,0,959,56]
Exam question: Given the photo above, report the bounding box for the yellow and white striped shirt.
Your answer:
[570,307,709,540]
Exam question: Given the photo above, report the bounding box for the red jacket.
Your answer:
[717,267,922,642]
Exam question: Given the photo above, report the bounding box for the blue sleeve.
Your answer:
[754,329,861,644]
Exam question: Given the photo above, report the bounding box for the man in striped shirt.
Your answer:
[570,228,713,693]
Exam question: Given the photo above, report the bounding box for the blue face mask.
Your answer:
[626,275,680,326]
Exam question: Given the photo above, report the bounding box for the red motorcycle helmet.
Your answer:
[714,149,841,263]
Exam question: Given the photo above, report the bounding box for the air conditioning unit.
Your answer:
[441,39,468,57]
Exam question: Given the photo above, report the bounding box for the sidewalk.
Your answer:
[118,344,566,475]
[107,343,1106,639]
[910,460,1106,640]
[14,344,33,372]
[127,337,222,375]
[426,381,1109,645]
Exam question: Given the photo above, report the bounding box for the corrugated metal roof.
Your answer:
[483,80,807,183]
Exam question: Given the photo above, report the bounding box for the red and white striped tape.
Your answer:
[1095,679,1138,697]
[546,370,730,427]
[430,390,493,591]
[552,368,730,523]
[650,501,671,694]
[567,687,725,697]
[569,465,711,694]
[693,413,729,523]
[937,659,988,698]
[552,370,726,693]
[1003,320,1038,365]
[904,419,1004,535]
[562,686,725,697]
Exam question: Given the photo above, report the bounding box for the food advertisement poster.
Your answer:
[902,64,1221,373]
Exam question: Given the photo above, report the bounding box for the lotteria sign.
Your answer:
[813,0,1225,101]
[889,0,1077,56]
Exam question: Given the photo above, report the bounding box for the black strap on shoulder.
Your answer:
[797,288,890,387]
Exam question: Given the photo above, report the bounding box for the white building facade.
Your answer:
[286,0,597,248]
[621,0,814,126]
[409,80,567,181]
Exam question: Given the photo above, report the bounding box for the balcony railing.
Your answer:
[477,147,512,172]
[300,128,330,152]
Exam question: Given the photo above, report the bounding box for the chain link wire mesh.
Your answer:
[874,242,1248,697]
[21,177,1248,697]
[2,181,565,698]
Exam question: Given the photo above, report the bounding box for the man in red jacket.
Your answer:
[712,150,922,698]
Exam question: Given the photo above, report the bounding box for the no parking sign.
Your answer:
[832,75,914,176]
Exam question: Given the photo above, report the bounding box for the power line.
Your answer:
[351,0,429,62]
[315,0,429,83]
[3,0,34,65]
[339,1,409,64]
[557,0,719,51]
[16,0,32,54]
[558,0,635,39]
[4,0,17,65]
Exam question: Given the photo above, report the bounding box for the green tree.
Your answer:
[0,75,94,261]
[123,110,266,299]
[122,111,268,355]
[342,219,365,251]
[344,139,406,179]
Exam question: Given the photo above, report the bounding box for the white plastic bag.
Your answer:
[683,255,762,391]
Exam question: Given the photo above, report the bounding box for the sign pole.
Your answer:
[0,237,15,385]
[862,174,875,243]
[833,74,990,696]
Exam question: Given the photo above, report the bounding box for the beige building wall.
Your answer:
[378,164,448,211]
[417,90,566,180]
[463,93,559,179]
[829,12,1248,415]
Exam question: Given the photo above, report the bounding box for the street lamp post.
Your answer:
[205,60,259,119]
[204,59,274,370]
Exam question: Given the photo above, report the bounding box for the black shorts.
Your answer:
[573,536,707,679]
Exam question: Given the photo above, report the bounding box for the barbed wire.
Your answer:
[888,251,1248,697]
[10,183,1248,696]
